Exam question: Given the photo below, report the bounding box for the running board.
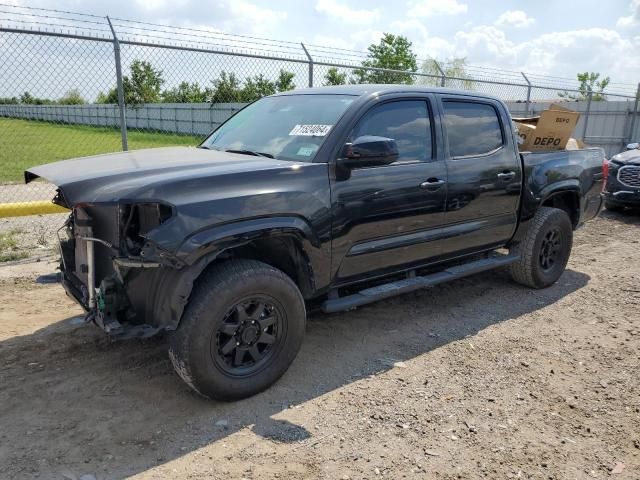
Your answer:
[321,253,519,313]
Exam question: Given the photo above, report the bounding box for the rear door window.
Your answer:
[443,101,504,158]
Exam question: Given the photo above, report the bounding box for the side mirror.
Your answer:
[340,136,399,168]
[626,143,639,150]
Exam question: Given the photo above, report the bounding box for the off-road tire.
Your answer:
[509,207,573,289]
[168,259,306,401]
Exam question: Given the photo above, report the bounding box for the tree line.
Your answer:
[0,33,609,106]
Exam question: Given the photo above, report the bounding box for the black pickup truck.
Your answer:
[26,85,605,400]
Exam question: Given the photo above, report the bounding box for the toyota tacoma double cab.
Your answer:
[26,85,605,400]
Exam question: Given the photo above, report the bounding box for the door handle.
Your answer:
[497,171,516,180]
[419,179,445,191]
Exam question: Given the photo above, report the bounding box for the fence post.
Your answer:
[521,72,532,116]
[107,16,128,151]
[582,87,593,141]
[433,60,446,87]
[627,83,640,145]
[300,43,313,88]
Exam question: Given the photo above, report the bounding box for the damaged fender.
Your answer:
[126,216,329,330]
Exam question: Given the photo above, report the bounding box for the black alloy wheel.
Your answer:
[213,297,284,376]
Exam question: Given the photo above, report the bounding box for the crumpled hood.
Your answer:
[611,148,640,165]
[25,147,304,206]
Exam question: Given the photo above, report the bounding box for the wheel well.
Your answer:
[541,192,580,228]
[212,236,315,299]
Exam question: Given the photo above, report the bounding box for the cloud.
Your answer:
[222,0,288,35]
[388,19,454,58]
[315,0,380,25]
[349,28,385,48]
[494,10,535,28]
[389,19,429,43]
[521,28,640,82]
[407,0,468,17]
[454,26,518,64]
[617,0,640,27]
[13,0,288,36]
[444,25,640,84]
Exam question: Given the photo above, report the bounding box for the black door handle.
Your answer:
[419,178,445,191]
[497,171,516,180]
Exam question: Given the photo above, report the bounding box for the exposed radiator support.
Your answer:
[86,239,96,309]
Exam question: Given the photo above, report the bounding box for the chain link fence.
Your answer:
[1,5,639,259]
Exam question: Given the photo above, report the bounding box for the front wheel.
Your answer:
[168,259,306,401]
[509,207,573,289]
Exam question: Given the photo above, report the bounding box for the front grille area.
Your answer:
[618,166,640,188]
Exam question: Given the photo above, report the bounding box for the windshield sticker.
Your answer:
[296,146,317,157]
[289,124,332,136]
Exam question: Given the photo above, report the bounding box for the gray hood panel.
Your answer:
[25,147,303,205]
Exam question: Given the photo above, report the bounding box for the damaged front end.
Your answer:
[57,195,184,339]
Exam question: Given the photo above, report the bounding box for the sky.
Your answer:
[3,0,640,90]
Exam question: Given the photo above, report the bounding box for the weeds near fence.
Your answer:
[0,229,29,262]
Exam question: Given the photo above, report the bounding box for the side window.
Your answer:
[350,100,432,163]
[443,101,504,158]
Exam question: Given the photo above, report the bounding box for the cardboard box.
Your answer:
[513,103,580,152]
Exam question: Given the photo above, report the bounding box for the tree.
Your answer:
[20,92,35,104]
[559,72,610,101]
[124,60,164,105]
[0,96,18,104]
[353,33,418,85]
[162,82,211,103]
[19,91,54,105]
[420,57,474,90]
[95,91,112,104]
[275,69,295,92]
[58,88,86,105]
[96,60,165,105]
[323,67,348,86]
[209,70,296,104]
[210,72,243,103]
[241,74,277,102]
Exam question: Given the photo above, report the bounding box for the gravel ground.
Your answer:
[0,182,57,203]
[0,214,65,261]
[0,181,65,262]
[0,210,638,479]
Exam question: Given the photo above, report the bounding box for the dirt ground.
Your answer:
[0,210,638,480]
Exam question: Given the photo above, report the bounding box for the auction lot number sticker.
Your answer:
[289,124,333,136]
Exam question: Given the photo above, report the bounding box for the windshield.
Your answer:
[200,94,356,162]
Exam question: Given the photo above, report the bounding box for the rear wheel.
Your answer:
[509,207,573,289]
[168,259,306,401]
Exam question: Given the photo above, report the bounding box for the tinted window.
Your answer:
[201,94,356,162]
[443,101,503,157]
[350,101,432,163]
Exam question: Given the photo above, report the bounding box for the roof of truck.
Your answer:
[274,84,501,101]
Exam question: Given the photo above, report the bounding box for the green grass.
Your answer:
[0,118,203,182]
[0,229,28,262]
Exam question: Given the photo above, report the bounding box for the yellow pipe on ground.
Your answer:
[0,201,69,218]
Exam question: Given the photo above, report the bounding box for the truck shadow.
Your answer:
[0,268,589,479]
[599,207,640,223]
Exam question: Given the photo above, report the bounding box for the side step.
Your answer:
[321,253,519,313]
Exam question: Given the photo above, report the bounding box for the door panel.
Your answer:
[440,99,522,256]
[329,98,448,284]
[331,161,448,281]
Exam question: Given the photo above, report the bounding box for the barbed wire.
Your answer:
[0,3,637,97]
